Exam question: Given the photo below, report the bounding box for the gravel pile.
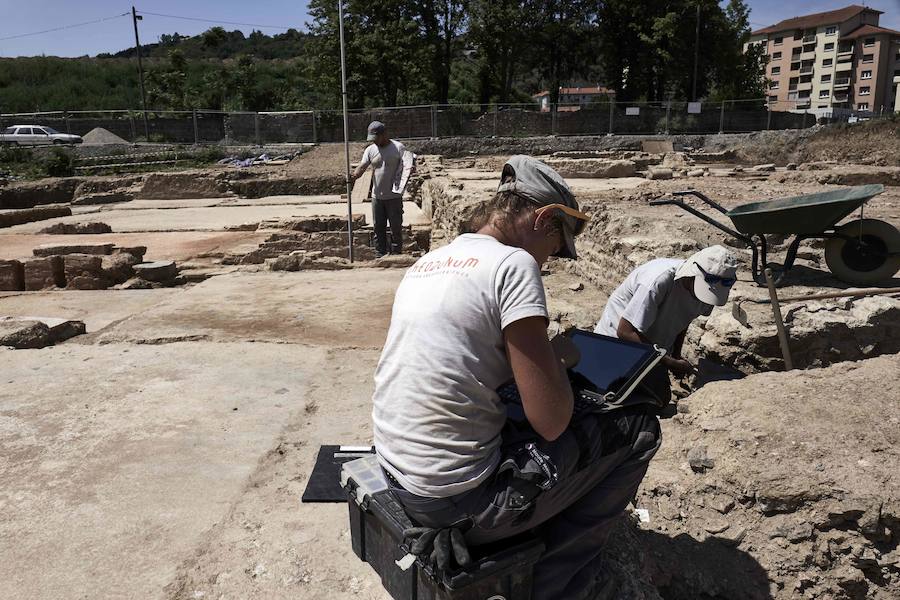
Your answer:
[82,127,129,146]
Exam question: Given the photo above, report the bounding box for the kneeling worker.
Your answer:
[373,156,662,599]
[594,246,740,376]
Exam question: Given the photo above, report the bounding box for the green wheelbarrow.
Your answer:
[650,184,900,286]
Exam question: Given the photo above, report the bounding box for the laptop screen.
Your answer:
[568,330,659,394]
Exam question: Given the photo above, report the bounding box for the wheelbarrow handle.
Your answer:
[671,190,730,215]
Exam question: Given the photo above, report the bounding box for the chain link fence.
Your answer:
[1,99,893,146]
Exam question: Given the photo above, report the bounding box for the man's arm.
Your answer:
[616,318,694,376]
[351,148,371,180]
[504,316,573,441]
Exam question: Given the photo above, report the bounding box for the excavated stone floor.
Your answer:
[2,146,899,600]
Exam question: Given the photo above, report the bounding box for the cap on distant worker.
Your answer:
[366,121,386,141]
[675,245,740,306]
[497,155,590,260]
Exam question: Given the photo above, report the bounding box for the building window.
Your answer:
[862,54,874,63]
[774,36,783,45]
[863,38,875,47]
[857,103,869,110]
[825,26,837,35]
[860,86,871,95]
[823,58,833,67]
[861,70,872,79]
[770,81,780,89]
[772,52,782,60]
[821,74,832,82]
[824,42,835,51]
[768,95,778,102]
[820,89,830,98]
[772,66,781,75]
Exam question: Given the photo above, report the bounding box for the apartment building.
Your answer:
[747,5,900,114]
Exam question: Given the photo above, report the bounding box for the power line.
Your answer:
[136,10,292,31]
[0,13,130,42]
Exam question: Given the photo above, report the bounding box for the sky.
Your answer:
[1,0,899,58]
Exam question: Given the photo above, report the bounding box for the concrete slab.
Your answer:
[94,269,404,347]
[0,341,329,599]
[0,231,269,262]
[0,288,181,333]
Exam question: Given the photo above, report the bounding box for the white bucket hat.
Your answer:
[674,245,740,306]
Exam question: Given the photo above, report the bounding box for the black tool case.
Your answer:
[343,457,545,600]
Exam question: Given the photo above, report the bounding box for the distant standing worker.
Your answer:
[352,121,407,256]
[594,245,740,376]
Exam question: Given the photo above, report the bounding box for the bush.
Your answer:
[0,145,33,164]
[44,147,75,177]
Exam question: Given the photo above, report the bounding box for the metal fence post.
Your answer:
[192,109,199,145]
[665,101,671,135]
[766,99,772,130]
[431,104,437,139]
[129,111,136,142]
[311,110,318,143]
[254,112,261,146]
[608,99,615,134]
[63,109,71,134]
[224,112,230,146]
[492,104,498,137]
[719,101,726,134]
[551,105,557,135]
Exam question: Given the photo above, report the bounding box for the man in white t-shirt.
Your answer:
[352,121,408,256]
[372,156,662,599]
[594,246,740,376]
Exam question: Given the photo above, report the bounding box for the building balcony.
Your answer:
[801,50,817,61]
[837,47,853,58]
[803,35,816,43]
[790,61,801,71]
[835,58,853,71]
[834,77,851,89]
[833,94,850,103]
[797,81,813,91]
[799,65,814,75]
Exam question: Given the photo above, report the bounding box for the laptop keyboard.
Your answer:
[496,382,606,416]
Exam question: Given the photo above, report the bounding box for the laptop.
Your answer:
[498,329,668,417]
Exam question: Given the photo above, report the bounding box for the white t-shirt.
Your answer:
[360,140,405,200]
[373,234,548,498]
[594,258,712,352]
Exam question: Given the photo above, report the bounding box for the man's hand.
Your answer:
[665,357,696,378]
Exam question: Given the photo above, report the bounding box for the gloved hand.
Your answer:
[402,522,472,572]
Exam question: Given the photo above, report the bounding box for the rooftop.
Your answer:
[840,23,900,41]
[533,86,615,98]
[752,5,882,36]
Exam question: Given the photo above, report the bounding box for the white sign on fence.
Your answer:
[688,102,702,114]
[626,107,640,116]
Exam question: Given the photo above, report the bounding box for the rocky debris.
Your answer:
[635,355,900,600]
[63,254,109,290]
[542,158,637,179]
[661,152,694,169]
[133,261,178,283]
[258,214,367,233]
[797,161,836,171]
[646,167,673,180]
[568,281,585,292]
[687,445,715,472]
[0,260,25,291]
[33,242,115,257]
[267,251,352,271]
[750,163,776,172]
[687,169,706,178]
[100,252,141,285]
[374,254,418,268]
[0,317,87,348]
[0,178,79,209]
[71,191,133,205]
[38,221,113,234]
[0,320,52,349]
[0,204,72,228]
[81,127,129,145]
[785,163,798,171]
[687,293,900,372]
[23,256,65,290]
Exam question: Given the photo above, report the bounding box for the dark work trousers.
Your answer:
[372,197,404,255]
[388,406,661,600]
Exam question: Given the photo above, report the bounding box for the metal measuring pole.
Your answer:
[338,0,354,262]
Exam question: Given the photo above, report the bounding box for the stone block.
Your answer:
[101,252,140,284]
[751,163,776,172]
[34,243,115,257]
[116,246,147,260]
[0,319,53,349]
[23,256,64,290]
[64,254,108,290]
[646,167,673,180]
[71,191,133,205]
[0,204,72,229]
[0,259,25,291]
[134,260,178,283]
[38,221,113,234]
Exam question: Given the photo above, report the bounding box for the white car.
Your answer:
[0,125,83,146]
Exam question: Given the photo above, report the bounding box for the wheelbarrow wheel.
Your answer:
[825,219,900,285]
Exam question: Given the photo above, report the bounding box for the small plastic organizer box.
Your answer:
[341,455,545,600]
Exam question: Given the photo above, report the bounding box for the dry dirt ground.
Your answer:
[2,134,899,599]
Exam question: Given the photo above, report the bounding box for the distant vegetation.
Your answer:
[0,0,765,114]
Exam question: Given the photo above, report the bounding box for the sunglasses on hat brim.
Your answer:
[696,263,736,287]
[534,203,590,235]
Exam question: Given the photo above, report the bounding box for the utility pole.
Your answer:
[692,3,701,102]
[131,6,150,141]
